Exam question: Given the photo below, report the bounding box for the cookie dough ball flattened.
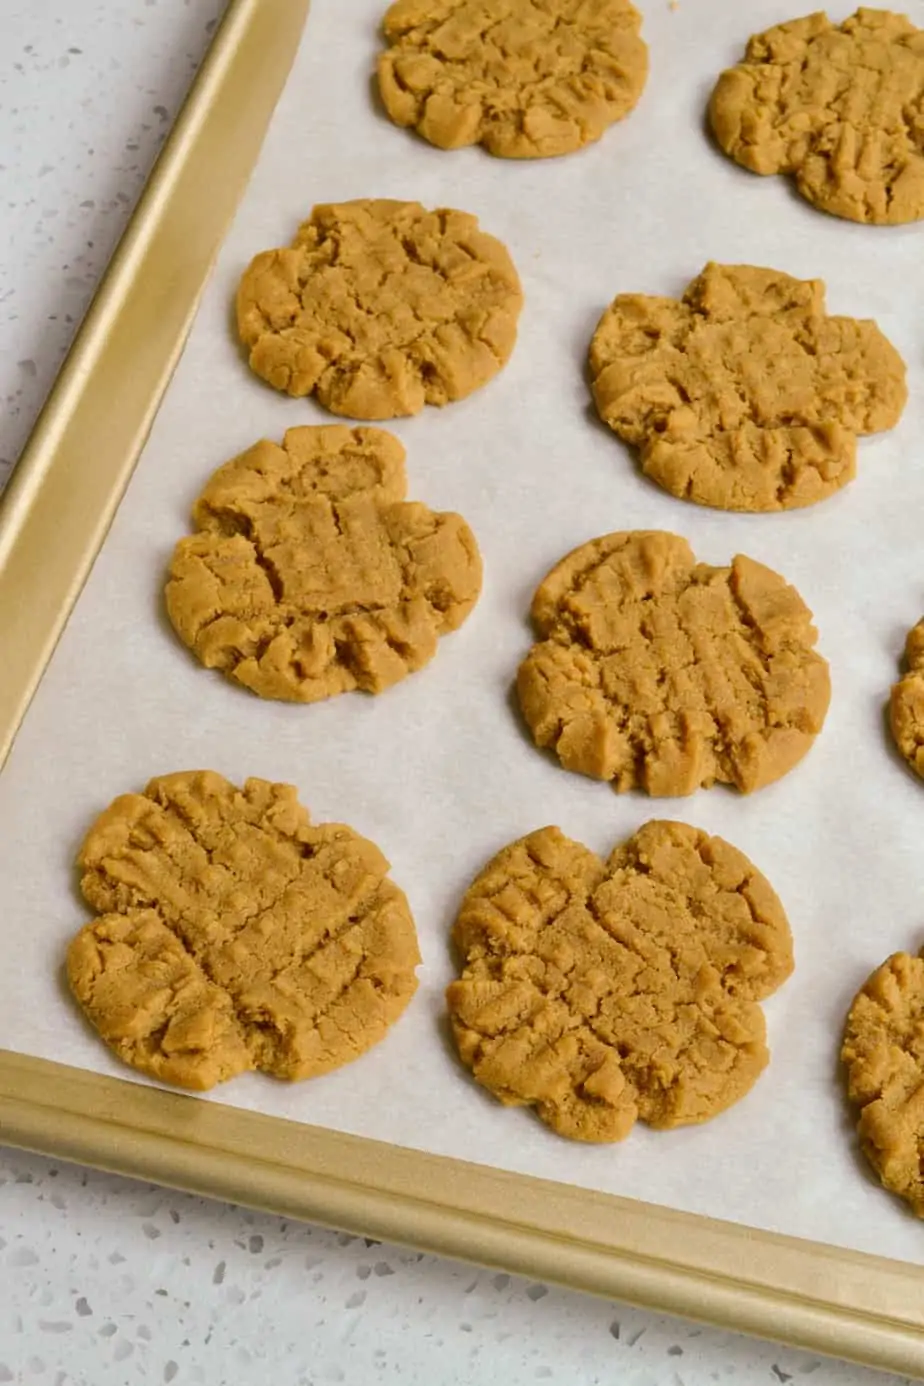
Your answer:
[709,10,924,225]
[67,771,421,1090]
[517,531,831,798]
[842,949,924,1216]
[447,821,793,1141]
[165,425,482,703]
[589,263,907,513]
[890,618,924,779]
[377,0,648,159]
[236,200,523,419]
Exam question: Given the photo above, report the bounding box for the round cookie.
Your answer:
[890,618,924,779]
[842,949,924,1217]
[709,9,924,226]
[517,530,831,797]
[377,0,648,160]
[236,199,523,419]
[589,263,907,512]
[448,820,793,1142]
[165,425,482,703]
[67,771,421,1091]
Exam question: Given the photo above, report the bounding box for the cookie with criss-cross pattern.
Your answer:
[710,9,924,225]
[589,263,906,512]
[236,199,522,419]
[889,617,924,778]
[377,0,648,159]
[165,425,482,703]
[843,948,924,1216]
[67,772,421,1090]
[517,530,831,797]
[448,820,793,1142]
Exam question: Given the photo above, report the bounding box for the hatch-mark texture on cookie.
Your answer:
[589,263,907,512]
[236,199,523,419]
[377,0,648,159]
[890,617,924,779]
[67,772,421,1091]
[165,425,482,703]
[709,9,924,225]
[842,948,924,1216]
[517,530,831,797]
[448,821,793,1141]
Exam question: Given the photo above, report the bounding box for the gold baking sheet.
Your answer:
[2,0,924,1375]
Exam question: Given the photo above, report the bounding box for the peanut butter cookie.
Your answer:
[889,617,924,778]
[448,821,793,1142]
[165,425,482,703]
[842,949,924,1216]
[589,263,907,512]
[377,0,648,159]
[709,9,924,225]
[517,530,831,797]
[236,199,523,419]
[67,772,421,1090]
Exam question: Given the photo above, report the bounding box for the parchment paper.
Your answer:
[2,0,924,1265]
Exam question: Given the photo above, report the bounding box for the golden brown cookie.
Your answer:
[842,949,924,1216]
[517,530,831,797]
[377,0,648,159]
[589,263,907,512]
[448,821,793,1142]
[236,199,523,419]
[709,9,924,225]
[890,618,924,778]
[165,425,482,703]
[67,772,421,1091]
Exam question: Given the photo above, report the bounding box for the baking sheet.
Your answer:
[2,0,924,1271]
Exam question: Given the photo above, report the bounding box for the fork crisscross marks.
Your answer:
[710,10,924,225]
[236,200,522,419]
[165,425,482,704]
[67,772,421,1090]
[843,949,924,1217]
[889,618,924,779]
[377,0,648,159]
[517,531,831,797]
[448,821,792,1142]
[589,264,906,512]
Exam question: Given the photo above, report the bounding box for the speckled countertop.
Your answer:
[0,5,917,1384]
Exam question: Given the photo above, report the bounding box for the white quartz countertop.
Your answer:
[0,4,917,1383]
